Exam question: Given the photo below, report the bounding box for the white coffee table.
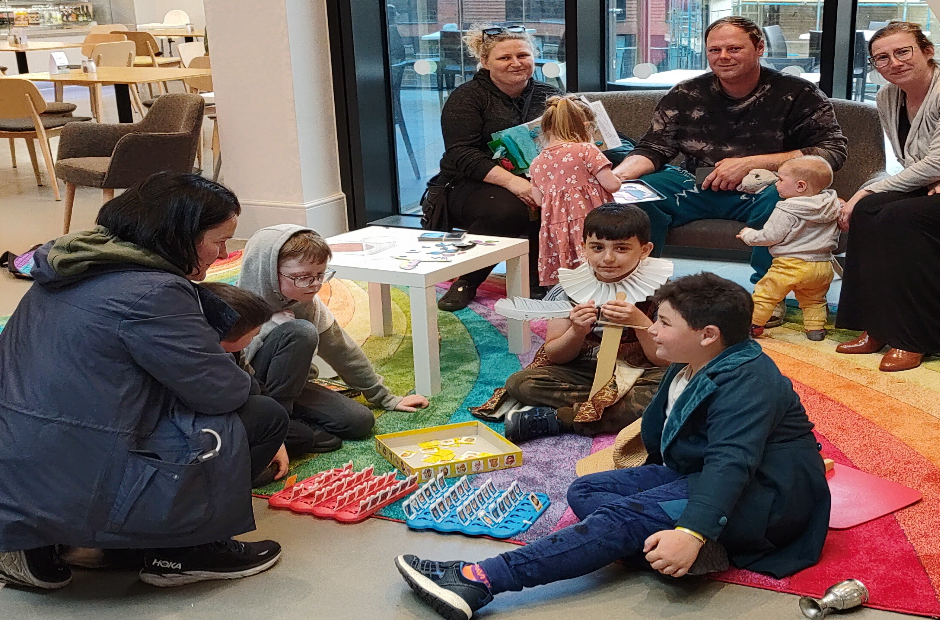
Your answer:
[324,226,531,396]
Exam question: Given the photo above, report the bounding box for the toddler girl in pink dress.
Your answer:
[529,96,622,286]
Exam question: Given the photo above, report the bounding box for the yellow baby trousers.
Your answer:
[752,257,834,331]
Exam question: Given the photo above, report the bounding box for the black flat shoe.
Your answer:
[438,279,477,312]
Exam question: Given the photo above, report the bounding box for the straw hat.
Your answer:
[575,417,648,476]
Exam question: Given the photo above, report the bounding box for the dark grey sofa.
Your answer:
[580,91,887,258]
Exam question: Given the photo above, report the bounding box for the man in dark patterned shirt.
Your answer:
[613,17,848,288]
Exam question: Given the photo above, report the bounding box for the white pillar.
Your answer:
[203,0,348,238]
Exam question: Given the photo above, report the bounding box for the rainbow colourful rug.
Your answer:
[205,251,940,617]
[3,251,938,617]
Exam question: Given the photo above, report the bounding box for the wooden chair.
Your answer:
[176,41,206,68]
[121,31,180,68]
[120,31,181,97]
[55,93,204,233]
[89,41,145,120]
[80,33,127,58]
[89,23,128,34]
[0,79,92,201]
[182,55,217,176]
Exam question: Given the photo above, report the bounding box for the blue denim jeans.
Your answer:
[479,465,689,594]
[637,167,781,283]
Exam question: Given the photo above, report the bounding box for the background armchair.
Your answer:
[55,93,204,233]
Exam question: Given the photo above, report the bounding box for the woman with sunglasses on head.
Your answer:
[836,22,940,372]
[237,225,429,456]
[429,25,562,312]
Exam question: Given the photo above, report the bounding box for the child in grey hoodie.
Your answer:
[737,156,840,341]
[238,224,428,456]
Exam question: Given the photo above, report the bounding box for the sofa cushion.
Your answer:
[665,219,750,251]
[55,157,111,187]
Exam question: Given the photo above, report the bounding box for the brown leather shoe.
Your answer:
[879,348,924,372]
[835,332,887,354]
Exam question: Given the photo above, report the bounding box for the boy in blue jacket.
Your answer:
[395,273,830,620]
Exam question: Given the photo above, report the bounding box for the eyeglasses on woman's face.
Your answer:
[482,25,525,39]
[869,45,915,68]
[278,268,336,288]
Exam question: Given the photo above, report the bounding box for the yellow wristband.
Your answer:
[675,527,706,544]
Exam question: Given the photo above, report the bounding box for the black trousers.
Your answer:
[236,395,289,482]
[837,189,940,353]
[446,178,540,288]
[250,320,375,458]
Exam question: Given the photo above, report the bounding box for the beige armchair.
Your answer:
[55,93,204,233]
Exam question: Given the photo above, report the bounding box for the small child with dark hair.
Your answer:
[736,155,841,341]
[398,273,831,620]
[472,203,671,439]
[199,281,289,488]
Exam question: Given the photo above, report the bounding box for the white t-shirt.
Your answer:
[665,365,694,420]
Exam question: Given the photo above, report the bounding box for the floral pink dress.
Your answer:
[529,142,614,285]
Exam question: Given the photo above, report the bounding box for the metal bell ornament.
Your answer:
[799,579,870,619]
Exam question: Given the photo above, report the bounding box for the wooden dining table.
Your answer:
[0,40,84,74]
[13,66,212,122]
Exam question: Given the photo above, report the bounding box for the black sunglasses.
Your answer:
[482,25,526,39]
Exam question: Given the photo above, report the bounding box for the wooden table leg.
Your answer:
[505,252,531,354]
[368,282,393,337]
[409,285,441,396]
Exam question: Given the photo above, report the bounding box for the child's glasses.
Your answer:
[279,268,336,288]
[869,46,914,68]
[482,25,526,39]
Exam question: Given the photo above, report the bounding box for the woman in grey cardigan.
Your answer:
[836,22,940,372]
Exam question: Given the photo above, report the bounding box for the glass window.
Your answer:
[852,2,938,102]
[607,0,821,91]
[387,1,566,215]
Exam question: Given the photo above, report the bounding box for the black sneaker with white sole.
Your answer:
[139,539,281,587]
[0,546,72,589]
[504,406,560,442]
[395,554,493,620]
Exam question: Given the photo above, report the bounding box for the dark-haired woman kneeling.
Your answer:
[0,172,287,589]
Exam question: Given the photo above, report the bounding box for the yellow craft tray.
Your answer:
[375,421,523,481]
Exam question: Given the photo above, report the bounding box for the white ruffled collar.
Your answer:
[557,257,674,305]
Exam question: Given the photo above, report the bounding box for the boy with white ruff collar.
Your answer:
[238,225,428,456]
[737,155,840,341]
[472,204,672,440]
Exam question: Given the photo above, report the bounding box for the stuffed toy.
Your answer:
[737,168,778,194]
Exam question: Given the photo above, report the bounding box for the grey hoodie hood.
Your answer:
[238,224,314,311]
[235,224,402,409]
[774,189,840,224]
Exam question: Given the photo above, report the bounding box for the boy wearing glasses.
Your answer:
[239,225,429,455]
